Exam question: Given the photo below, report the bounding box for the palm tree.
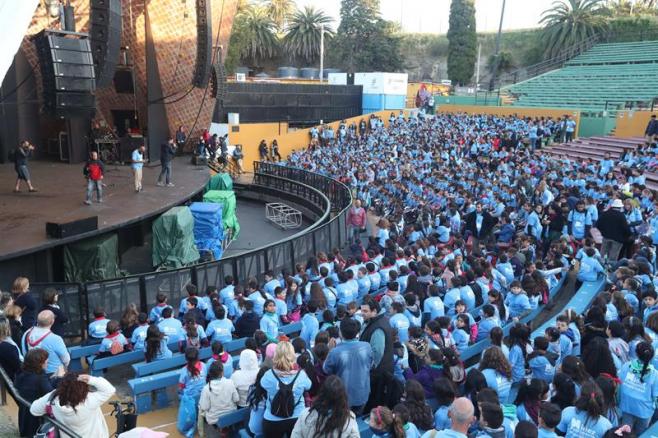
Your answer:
[266,0,296,31]
[237,6,279,66]
[540,0,608,58]
[284,7,335,63]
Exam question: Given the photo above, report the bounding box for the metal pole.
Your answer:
[488,0,506,91]
[319,24,324,83]
[475,43,481,90]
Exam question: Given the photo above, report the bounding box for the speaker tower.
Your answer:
[90,0,122,89]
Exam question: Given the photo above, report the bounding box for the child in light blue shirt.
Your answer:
[87,307,110,341]
[130,313,149,351]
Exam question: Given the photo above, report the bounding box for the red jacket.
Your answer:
[83,159,105,181]
[347,206,366,227]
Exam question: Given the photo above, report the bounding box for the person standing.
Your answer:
[597,199,631,264]
[645,114,658,144]
[13,140,37,193]
[131,145,146,192]
[359,296,394,410]
[347,199,367,244]
[565,116,576,143]
[176,125,187,150]
[40,287,68,337]
[323,318,373,412]
[21,310,70,376]
[258,139,268,161]
[83,151,104,205]
[464,202,496,254]
[157,137,177,187]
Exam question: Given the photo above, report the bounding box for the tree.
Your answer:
[333,0,381,72]
[237,6,279,67]
[266,0,296,31]
[487,51,515,74]
[447,0,477,86]
[606,0,658,16]
[540,0,608,58]
[284,6,334,63]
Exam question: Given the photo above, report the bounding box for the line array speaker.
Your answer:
[192,0,212,88]
[35,30,96,118]
[90,0,122,88]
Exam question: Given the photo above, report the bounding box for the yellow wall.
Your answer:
[437,104,582,133]
[228,110,405,172]
[614,110,657,138]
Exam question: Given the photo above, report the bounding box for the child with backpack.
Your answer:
[206,341,233,378]
[180,315,208,351]
[97,320,129,358]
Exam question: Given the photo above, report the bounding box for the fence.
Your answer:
[33,163,352,341]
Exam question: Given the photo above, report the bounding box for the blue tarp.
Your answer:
[190,202,224,260]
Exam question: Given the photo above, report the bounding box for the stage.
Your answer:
[0,160,209,261]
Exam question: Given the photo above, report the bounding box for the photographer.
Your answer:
[13,140,37,193]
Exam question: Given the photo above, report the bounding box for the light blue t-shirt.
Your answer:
[131,324,149,350]
[206,318,235,343]
[481,368,512,403]
[260,369,312,421]
[619,361,658,419]
[131,149,144,170]
[557,407,611,438]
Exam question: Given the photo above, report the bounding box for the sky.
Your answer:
[295,0,557,34]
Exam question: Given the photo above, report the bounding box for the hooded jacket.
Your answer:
[230,349,259,407]
[199,377,239,424]
[30,376,115,438]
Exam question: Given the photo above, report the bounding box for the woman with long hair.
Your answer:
[15,349,52,437]
[514,378,548,425]
[30,372,116,437]
[368,405,405,438]
[507,323,532,383]
[247,366,271,437]
[291,375,359,437]
[401,379,434,431]
[0,316,21,381]
[581,336,617,379]
[144,325,172,362]
[479,346,513,403]
[260,341,312,437]
[595,374,621,428]
[550,372,576,410]
[119,303,139,339]
[560,355,592,398]
[556,382,612,438]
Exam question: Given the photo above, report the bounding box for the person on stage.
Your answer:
[83,151,105,205]
[13,141,37,193]
[132,145,146,192]
[157,137,177,187]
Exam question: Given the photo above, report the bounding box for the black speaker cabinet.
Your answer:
[193,0,212,88]
[90,0,122,88]
[46,216,99,239]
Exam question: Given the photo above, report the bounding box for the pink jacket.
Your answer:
[347,207,366,227]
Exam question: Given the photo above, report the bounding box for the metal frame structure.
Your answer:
[265,202,302,230]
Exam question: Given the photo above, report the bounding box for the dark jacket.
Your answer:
[40,304,69,337]
[0,341,21,381]
[597,209,631,243]
[645,118,658,136]
[15,370,53,437]
[360,313,394,374]
[14,292,37,329]
[235,311,260,338]
[404,364,445,398]
[160,142,176,163]
[14,146,31,168]
[464,210,497,239]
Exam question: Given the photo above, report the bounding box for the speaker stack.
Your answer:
[193,0,212,88]
[35,30,96,118]
[90,0,122,89]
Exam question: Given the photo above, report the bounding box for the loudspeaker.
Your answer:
[46,216,99,239]
[35,30,96,118]
[192,0,212,88]
[113,69,134,93]
[90,0,122,89]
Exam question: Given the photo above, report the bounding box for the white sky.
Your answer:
[295,0,556,33]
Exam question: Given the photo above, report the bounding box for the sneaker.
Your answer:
[156,182,164,187]
[97,199,103,203]
[84,200,91,205]
[166,183,175,187]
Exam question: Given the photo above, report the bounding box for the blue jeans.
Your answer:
[622,412,651,435]
[86,179,102,202]
[159,161,172,184]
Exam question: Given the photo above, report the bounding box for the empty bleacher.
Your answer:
[505,40,658,112]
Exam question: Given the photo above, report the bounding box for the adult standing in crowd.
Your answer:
[597,198,631,263]
[15,349,53,437]
[158,136,177,187]
[0,316,21,381]
[347,199,367,244]
[12,277,36,330]
[21,310,70,376]
[259,139,269,161]
[131,144,146,193]
[360,296,394,410]
[13,140,37,193]
[645,114,658,143]
[323,318,373,413]
[39,287,68,337]
[30,373,116,438]
[464,203,496,255]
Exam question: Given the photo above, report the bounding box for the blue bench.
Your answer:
[640,420,658,438]
[89,341,179,377]
[67,344,101,371]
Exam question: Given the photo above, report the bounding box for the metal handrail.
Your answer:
[0,366,82,438]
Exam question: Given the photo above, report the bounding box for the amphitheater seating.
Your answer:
[505,40,658,112]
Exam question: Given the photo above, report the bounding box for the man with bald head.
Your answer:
[421,397,475,437]
[21,310,70,375]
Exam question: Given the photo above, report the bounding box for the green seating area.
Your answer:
[505,41,658,112]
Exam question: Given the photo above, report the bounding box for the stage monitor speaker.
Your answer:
[90,0,122,89]
[46,216,99,239]
[192,0,212,88]
[36,30,96,118]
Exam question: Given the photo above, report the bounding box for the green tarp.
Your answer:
[206,173,233,192]
[63,233,121,282]
[152,206,200,269]
[203,190,240,240]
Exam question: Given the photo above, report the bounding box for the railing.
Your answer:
[0,366,82,438]
[33,163,353,341]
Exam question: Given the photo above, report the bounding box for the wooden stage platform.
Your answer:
[0,160,209,261]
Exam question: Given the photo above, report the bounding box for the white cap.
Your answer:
[611,199,624,209]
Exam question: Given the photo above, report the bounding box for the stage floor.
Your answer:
[0,160,209,260]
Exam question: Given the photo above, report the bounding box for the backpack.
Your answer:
[34,393,59,438]
[270,370,301,418]
[109,337,124,355]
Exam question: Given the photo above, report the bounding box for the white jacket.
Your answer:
[30,376,116,438]
[199,378,239,425]
[230,349,259,407]
[291,408,360,438]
